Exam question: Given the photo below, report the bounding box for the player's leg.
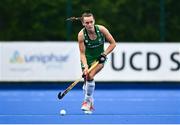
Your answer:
[81,78,95,112]
[84,63,104,104]
[88,63,104,79]
[81,64,104,113]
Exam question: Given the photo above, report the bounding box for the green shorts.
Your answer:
[81,58,107,70]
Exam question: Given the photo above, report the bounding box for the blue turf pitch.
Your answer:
[0,82,180,124]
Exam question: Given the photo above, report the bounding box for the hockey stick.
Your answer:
[58,61,99,100]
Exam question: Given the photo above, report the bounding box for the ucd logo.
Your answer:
[10,51,24,63]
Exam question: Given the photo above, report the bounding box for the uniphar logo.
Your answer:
[9,50,69,64]
[10,51,24,63]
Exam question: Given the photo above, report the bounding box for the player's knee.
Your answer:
[87,74,94,81]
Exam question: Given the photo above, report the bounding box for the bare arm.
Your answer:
[78,30,89,74]
[98,25,116,56]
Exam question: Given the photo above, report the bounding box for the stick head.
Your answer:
[58,92,63,99]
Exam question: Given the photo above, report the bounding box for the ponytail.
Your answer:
[66,11,94,22]
[66,17,82,22]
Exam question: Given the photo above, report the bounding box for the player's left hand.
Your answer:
[98,53,107,63]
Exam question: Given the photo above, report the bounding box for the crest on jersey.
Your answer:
[85,40,88,43]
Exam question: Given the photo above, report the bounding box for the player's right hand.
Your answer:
[82,65,88,78]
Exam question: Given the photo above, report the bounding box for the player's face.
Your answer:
[82,16,95,32]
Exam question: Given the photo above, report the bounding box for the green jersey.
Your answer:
[83,25,106,66]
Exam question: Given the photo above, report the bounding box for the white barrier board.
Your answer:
[1,42,81,81]
[98,43,180,81]
[0,42,180,81]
